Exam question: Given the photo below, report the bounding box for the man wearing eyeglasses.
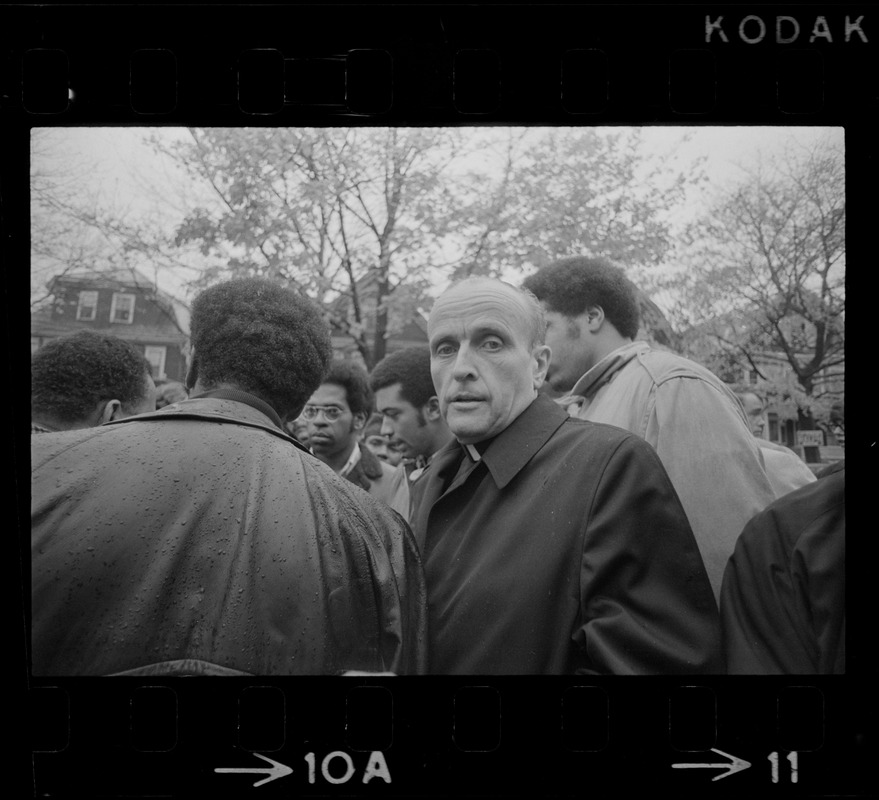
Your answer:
[304,361,410,520]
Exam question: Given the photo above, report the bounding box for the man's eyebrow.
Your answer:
[428,333,455,348]
[469,323,509,339]
[429,321,510,348]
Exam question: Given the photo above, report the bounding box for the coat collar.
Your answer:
[570,340,649,399]
[428,393,569,492]
[353,442,385,479]
[104,396,311,453]
[189,387,285,430]
[410,394,570,549]
[342,443,386,492]
[479,394,569,489]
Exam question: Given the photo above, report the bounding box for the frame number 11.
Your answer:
[768,751,799,783]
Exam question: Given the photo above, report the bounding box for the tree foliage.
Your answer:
[30,130,109,308]
[160,127,466,367]
[667,136,845,427]
[33,126,701,367]
[443,128,696,284]
[30,129,206,313]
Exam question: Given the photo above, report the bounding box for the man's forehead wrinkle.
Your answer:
[429,287,531,338]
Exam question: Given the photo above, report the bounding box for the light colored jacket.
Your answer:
[561,341,776,602]
[758,439,817,499]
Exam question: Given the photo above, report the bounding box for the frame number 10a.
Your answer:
[768,751,799,784]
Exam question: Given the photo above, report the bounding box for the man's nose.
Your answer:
[380,416,394,436]
[451,344,477,380]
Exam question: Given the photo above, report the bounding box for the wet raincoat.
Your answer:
[31,395,428,676]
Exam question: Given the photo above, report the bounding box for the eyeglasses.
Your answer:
[302,405,344,422]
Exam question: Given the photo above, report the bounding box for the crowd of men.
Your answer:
[30,257,845,676]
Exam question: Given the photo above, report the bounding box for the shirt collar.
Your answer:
[339,441,363,478]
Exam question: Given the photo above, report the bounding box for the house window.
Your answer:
[144,346,167,380]
[767,412,779,443]
[110,293,136,324]
[76,291,99,321]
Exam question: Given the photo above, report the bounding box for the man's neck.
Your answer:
[321,439,359,474]
[191,381,285,429]
[589,333,633,370]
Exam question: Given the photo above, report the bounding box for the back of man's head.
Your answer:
[323,360,374,417]
[32,330,154,430]
[369,346,435,409]
[188,277,333,419]
[523,256,640,339]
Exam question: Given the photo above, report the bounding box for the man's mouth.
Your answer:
[449,394,485,408]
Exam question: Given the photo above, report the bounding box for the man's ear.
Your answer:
[531,345,552,390]
[352,411,367,431]
[424,396,443,422]
[97,399,123,425]
[583,305,605,332]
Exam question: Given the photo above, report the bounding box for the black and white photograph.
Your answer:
[10,3,871,798]
[29,125,845,678]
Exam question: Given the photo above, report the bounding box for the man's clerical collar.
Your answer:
[462,437,496,461]
[464,443,482,462]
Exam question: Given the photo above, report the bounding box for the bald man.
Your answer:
[409,277,722,675]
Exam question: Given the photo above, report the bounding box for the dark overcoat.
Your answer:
[721,460,845,674]
[31,396,428,676]
[410,394,723,675]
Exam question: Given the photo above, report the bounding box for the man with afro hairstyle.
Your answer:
[524,256,776,603]
[31,277,427,676]
[304,360,410,519]
[31,330,156,432]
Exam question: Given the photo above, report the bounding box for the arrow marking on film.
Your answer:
[215,753,293,787]
[672,748,752,781]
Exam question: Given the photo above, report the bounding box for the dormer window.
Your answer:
[110,292,136,324]
[76,290,98,321]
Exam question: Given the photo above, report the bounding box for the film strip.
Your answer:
[7,2,874,797]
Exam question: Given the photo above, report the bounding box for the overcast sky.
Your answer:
[32,125,843,306]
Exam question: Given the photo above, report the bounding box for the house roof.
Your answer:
[44,268,190,334]
[33,268,190,345]
[49,266,156,291]
[31,307,189,346]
